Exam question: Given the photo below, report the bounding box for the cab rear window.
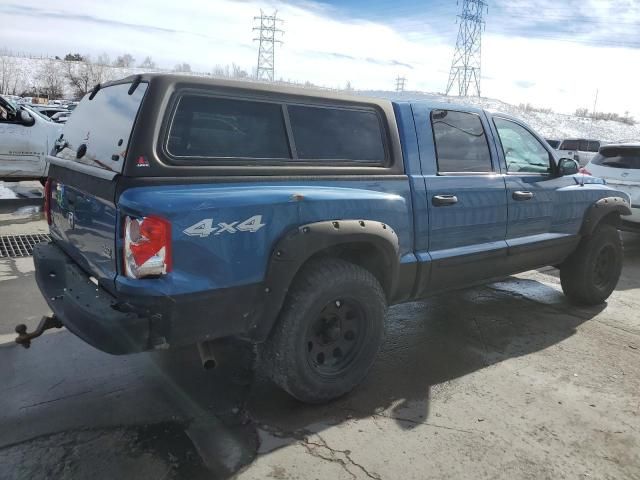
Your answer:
[592,147,640,169]
[57,82,147,173]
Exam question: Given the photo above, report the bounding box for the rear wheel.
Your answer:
[560,224,623,305]
[261,258,387,403]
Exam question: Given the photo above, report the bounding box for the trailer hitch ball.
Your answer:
[15,315,64,348]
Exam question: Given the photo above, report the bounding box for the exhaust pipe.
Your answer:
[197,340,217,369]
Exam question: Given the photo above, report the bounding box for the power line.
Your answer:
[253,10,284,82]
[446,0,488,97]
[395,75,407,92]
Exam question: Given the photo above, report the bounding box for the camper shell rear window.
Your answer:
[55,82,148,173]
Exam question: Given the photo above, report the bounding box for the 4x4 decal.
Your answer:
[183,215,266,237]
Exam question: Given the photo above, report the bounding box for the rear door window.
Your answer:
[287,105,386,163]
[167,95,291,160]
[57,82,148,173]
[592,147,640,169]
[430,109,493,173]
[559,140,579,151]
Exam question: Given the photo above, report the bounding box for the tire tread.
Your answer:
[560,224,622,305]
[262,258,386,403]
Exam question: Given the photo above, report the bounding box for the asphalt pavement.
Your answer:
[0,214,639,479]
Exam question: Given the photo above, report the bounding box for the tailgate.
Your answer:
[47,80,148,286]
[49,178,117,286]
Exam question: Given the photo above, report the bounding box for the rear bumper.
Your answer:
[34,242,151,354]
[33,242,264,354]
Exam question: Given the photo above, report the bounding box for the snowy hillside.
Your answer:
[3,54,639,143]
[364,91,640,143]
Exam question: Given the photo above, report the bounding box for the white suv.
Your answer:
[0,95,62,181]
[585,143,640,231]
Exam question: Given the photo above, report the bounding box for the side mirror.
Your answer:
[19,109,35,127]
[558,157,579,176]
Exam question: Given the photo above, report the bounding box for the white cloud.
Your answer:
[1,0,639,118]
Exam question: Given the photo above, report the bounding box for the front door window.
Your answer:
[494,118,552,174]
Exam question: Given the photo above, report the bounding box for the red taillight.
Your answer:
[579,167,592,176]
[123,215,172,279]
[44,178,52,225]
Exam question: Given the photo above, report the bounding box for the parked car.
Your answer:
[557,138,602,166]
[584,143,640,231]
[0,95,63,180]
[50,111,71,123]
[25,75,631,404]
[545,139,561,149]
[31,105,69,119]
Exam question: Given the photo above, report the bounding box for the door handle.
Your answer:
[512,191,534,201]
[432,194,458,206]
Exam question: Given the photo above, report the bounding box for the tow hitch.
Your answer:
[15,315,63,348]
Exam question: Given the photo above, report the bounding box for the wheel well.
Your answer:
[303,242,392,299]
[599,211,621,229]
[581,197,631,236]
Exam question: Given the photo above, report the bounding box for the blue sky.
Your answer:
[1,0,639,118]
[312,0,640,48]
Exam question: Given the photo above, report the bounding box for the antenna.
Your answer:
[445,0,488,97]
[395,76,407,92]
[253,10,284,82]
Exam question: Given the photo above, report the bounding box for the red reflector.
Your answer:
[44,178,52,225]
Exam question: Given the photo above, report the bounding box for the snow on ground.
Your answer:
[3,54,639,144]
[0,182,18,200]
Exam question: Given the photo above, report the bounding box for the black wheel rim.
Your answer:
[593,245,615,290]
[305,298,366,377]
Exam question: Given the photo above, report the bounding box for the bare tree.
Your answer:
[0,50,29,95]
[173,62,192,73]
[138,56,156,69]
[35,60,65,98]
[212,64,248,78]
[231,63,248,79]
[212,64,228,77]
[65,56,115,98]
[114,53,135,68]
[96,53,112,66]
[0,54,18,95]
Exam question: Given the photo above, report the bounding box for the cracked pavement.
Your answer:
[0,216,639,479]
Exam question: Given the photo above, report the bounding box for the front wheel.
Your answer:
[261,258,387,403]
[560,224,623,305]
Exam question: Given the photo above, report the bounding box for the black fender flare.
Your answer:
[581,196,632,236]
[247,219,400,341]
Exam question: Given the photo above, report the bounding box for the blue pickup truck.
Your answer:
[23,74,631,403]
